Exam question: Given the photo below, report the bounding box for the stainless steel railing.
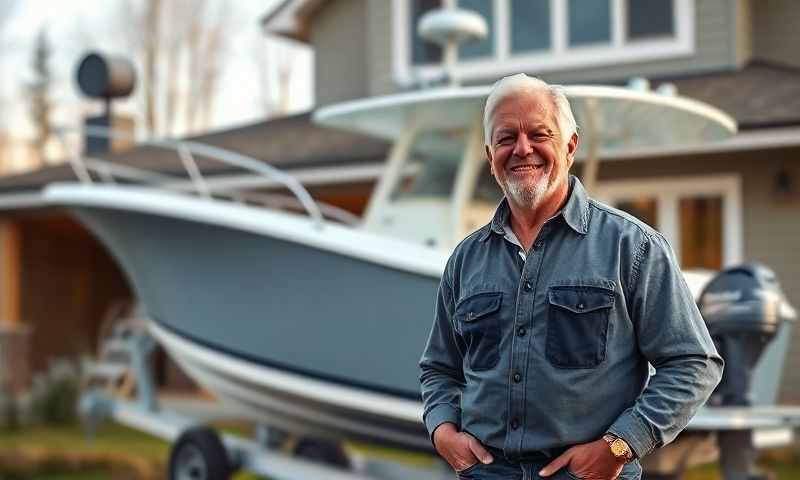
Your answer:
[55,126,360,227]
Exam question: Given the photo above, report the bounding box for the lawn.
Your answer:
[0,423,798,479]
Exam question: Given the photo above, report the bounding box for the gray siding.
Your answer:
[310,0,749,102]
[753,0,800,67]
[595,147,800,402]
[309,0,369,106]
[367,0,395,97]
[359,0,738,96]
[735,0,753,66]
[536,0,736,85]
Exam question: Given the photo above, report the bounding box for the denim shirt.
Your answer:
[419,175,723,460]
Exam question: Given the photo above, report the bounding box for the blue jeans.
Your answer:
[456,447,643,480]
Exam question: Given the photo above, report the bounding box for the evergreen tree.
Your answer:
[28,28,52,168]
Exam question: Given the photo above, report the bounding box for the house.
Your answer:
[261,0,800,399]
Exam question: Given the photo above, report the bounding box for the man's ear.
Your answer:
[485,145,494,175]
[565,132,579,169]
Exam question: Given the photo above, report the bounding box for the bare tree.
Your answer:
[120,0,233,137]
[26,28,53,168]
[0,0,19,172]
[142,0,161,135]
[187,2,230,131]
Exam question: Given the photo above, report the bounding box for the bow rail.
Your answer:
[55,126,360,227]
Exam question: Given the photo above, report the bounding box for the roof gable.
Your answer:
[261,0,328,42]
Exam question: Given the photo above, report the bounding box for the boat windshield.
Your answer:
[473,163,503,205]
[390,128,466,202]
[461,162,504,235]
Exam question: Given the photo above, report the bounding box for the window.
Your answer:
[568,0,611,47]
[458,0,495,59]
[510,0,550,53]
[391,129,466,200]
[410,0,442,65]
[616,198,657,229]
[411,0,494,63]
[680,196,722,269]
[396,0,694,82]
[615,195,723,269]
[627,0,675,40]
[595,175,742,270]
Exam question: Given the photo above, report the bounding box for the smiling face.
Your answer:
[485,89,578,212]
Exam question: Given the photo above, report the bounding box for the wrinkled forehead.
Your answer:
[490,90,558,132]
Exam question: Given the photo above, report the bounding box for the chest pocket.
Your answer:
[546,286,614,368]
[456,292,502,371]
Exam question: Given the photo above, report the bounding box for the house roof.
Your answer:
[650,61,800,130]
[0,62,797,199]
[260,0,325,42]
[0,112,390,195]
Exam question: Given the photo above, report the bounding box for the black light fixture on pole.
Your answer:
[76,53,136,155]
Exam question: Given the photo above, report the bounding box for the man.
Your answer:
[419,74,723,480]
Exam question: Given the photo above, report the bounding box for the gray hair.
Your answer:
[483,73,578,146]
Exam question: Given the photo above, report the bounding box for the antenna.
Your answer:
[417,6,488,86]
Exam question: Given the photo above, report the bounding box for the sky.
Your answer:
[0,0,313,168]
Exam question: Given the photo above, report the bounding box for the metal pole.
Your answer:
[580,98,600,194]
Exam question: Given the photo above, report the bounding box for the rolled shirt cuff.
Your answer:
[607,410,658,459]
[423,403,461,446]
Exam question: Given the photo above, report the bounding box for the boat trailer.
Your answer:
[79,323,452,480]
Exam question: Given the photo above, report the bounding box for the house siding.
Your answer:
[355,0,738,99]
[733,0,753,66]
[305,0,800,104]
[752,0,800,68]
[594,147,800,402]
[367,0,395,97]
[534,0,735,85]
[309,0,370,106]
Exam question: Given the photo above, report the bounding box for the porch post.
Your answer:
[0,220,30,395]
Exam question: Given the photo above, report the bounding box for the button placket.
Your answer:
[506,233,547,456]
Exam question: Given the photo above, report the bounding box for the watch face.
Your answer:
[610,439,628,457]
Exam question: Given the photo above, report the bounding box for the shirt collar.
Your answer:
[478,174,590,242]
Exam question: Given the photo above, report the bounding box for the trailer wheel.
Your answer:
[169,426,233,480]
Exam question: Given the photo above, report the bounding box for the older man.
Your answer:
[419,74,723,480]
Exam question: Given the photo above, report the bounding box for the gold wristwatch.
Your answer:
[603,433,633,463]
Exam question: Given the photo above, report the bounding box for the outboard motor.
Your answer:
[698,263,796,480]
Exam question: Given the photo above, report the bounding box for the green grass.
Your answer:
[684,459,800,480]
[1,422,798,479]
[0,422,263,479]
[13,472,110,480]
[0,422,170,463]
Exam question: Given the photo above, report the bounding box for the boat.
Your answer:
[43,80,736,453]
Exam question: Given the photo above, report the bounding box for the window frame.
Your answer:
[593,174,743,269]
[393,0,695,84]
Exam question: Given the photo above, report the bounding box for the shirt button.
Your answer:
[523,281,532,292]
[511,418,520,430]
[517,326,526,337]
[513,372,522,383]
[577,302,585,310]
